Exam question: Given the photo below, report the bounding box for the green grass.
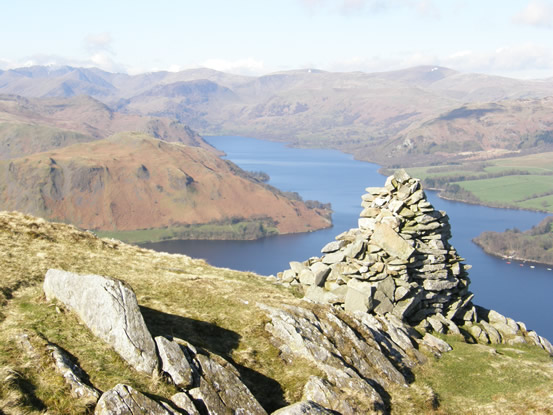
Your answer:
[403,152,553,212]
[455,175,553,205]
[95,219,279,244]
[410,338,553,414]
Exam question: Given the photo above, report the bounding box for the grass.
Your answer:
[409,338,553,414]
[403,152,553,212]
[95,219,279,244]
[456,175,553,206]
[1,211,553,414]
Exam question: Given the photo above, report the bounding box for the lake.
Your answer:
[143,136,552,340]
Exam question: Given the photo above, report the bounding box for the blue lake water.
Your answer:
[143,136,553,340]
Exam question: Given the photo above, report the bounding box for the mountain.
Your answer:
[3,65,553,166]
[0,94,212,159]
[369,96,553,165]
[0,132,331,240]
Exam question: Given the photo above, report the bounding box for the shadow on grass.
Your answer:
[140,306,288,412]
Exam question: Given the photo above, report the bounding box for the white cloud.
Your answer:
[513,0,553,28]
[325,42,553,79]
[299,0,439,16]
[84,32,114,52]
[201,57,266,75]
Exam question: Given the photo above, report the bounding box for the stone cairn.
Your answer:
[277,169,475,326]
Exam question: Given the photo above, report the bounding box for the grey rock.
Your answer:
[271,401,335,415]
[155,336,195,389]
[373,290,394,315]
[95,384,175,415]
[345,287,373,313]
[281,269,297,283]
[47,343,100,405]
[170,392,200,415]
[310,262,331,286]
[481,321,502,344]
[423,279,458,292]
[344,240,365,258]
[189,379,229,415]
[290,261,308,274]
[302,376,358,415]
[44,269,158,375]
[393,169,412,184]
[421,333,452,355]
[321,240,345,253]
[322,251,346,264]
[298,269,316,286]
[195,354,267,415]
[372,222,415,260]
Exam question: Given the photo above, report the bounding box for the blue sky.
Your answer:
[2,0,553,78]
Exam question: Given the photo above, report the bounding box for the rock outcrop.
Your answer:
[43,268,268,415]
[43,269,159,375]
[95,384,178,415]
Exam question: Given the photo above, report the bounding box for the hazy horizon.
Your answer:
[2,1,553,80]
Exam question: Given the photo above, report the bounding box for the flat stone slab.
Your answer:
[372,222,415,261]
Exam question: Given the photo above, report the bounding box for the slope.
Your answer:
[0,132,331,242]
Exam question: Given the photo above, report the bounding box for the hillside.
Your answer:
[0,94,212,159]
[474,216,553,266]
[1,186,552,413]
[0,132,331,242]
[3,65,553,166]
[379,97,553,166]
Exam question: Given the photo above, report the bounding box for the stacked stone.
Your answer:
[277,169,474,325]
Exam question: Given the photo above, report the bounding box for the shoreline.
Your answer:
[472,239,553,268]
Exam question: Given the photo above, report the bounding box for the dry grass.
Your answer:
[1,210,552,414]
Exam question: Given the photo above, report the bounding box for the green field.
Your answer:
[403,151,553,212]
[95,219,279,244]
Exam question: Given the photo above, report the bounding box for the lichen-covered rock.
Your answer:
[194,354,267,415]
[95,384,176,415]
[271,401,336,415]
[170,392,201,415]
[155,336,196,390]
[44,269,158,375]
[47,343,100,406]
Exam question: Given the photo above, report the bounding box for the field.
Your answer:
[404,152,553,212]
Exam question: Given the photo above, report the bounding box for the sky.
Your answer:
[2,0,553,79]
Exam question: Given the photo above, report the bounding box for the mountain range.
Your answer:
[2,65,553,166]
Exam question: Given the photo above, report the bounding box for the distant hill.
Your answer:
[0,133,331,241]
[372,96,553,165]
[0,94,212,159]
[3,65,553,166]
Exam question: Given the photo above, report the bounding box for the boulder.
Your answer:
[95,384,176,415]
[44,269,158,375]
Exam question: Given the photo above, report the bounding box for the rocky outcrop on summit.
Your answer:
[43,269,159,375]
